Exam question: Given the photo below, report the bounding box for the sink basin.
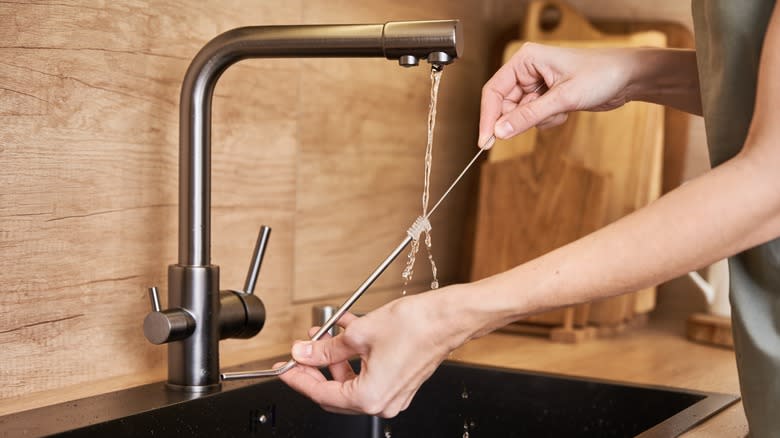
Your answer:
[0,359,737,437]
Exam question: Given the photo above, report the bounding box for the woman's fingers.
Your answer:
[273,361,326,384]
[483,83,547,147]
[296,312,361,368]
[278,365,358,413]
[334,311,358,328]
[480,65,529,146]
[306,327,357,382]
[479,43,552,146]
[494,87,572,139]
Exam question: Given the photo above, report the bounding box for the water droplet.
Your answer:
[430,280,439,289]
[401,239,420,296]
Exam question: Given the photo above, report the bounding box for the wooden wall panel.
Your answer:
[294,60,483,300]
[0,0,304,405]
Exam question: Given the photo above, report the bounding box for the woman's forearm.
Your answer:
[463,144,780,332]
[626,48,702,115]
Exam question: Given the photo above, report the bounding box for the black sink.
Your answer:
[0,360,738,437]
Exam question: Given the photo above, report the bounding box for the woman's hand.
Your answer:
[479,43,637,147]
[277,284,487,418]
[479,43,701,147]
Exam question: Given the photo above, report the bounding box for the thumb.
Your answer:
[493,88,571,139]
[292,335,355,367]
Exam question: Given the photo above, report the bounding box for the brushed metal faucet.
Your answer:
[142,20,462,392]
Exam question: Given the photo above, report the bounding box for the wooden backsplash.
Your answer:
[0,0,701,414]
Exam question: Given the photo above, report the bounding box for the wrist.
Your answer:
[439,276,533,340]
[623,48,660,102]
[623,48,701,114]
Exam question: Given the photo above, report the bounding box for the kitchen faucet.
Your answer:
[142,20,463,392]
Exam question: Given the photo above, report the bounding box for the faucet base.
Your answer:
[165,381,221,394]
[167,264,221,390]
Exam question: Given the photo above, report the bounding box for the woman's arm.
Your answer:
[476,1,780,329]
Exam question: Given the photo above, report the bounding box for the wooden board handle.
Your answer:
[523,0,604,41]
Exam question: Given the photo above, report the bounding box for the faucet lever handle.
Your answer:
[148,286,162,312]
[143,286,196,345]
[243,225,271,294]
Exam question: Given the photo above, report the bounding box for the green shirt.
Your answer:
[692,1,779,436]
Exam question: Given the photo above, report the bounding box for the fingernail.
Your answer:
[494,121,514,139]
[483,135,496,149]
[293,342,312,358]
[477,135,491,149]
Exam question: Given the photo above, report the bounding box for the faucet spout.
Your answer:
[179,20,462,266]
[147,20,462,392]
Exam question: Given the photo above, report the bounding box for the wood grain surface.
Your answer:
[0,0,304,403]
[470,154,608,325]
[686,312,734,348]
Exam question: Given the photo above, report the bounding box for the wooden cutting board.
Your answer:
[484,0,666,326]
[470,152,609,327]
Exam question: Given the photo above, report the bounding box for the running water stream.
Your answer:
[402,66,442,295]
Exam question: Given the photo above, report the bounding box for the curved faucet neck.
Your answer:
[177,21,461,266]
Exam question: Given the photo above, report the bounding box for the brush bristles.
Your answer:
[406,216,432,240]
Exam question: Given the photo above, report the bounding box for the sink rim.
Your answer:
[429,360,740,438]
[0,356,739,437]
